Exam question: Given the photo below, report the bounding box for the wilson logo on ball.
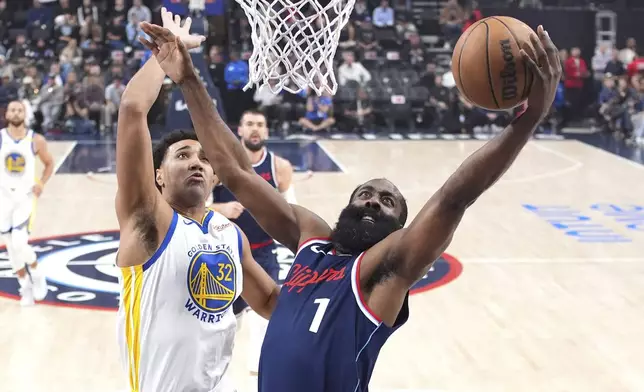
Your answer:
[500,38,518,101]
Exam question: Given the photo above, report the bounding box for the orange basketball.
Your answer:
[451,16,537,110]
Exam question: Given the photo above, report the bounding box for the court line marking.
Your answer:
[498,141,584,184]
[53,141,78,174]
[575,139,644,172]
[460,257,644,264]
[316,140,349,173]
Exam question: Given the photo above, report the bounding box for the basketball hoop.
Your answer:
[233,0,356,96]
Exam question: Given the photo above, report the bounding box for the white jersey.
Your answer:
[117,209,244,392]
[0,128,36,194]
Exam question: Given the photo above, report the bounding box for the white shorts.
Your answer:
[0,188,34,234]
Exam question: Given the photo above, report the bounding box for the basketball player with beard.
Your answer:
[140,21,560,391]
[0,100,54,306]
[209,109,295,391]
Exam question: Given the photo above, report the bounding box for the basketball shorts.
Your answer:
[0,188,34,234]
[233,245,279,315]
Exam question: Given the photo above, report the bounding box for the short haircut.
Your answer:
[152,129,198,191]
[239,109,267,123]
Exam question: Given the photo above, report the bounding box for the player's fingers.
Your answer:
[160,7,172,26]
[139,37,159,54]
[183,16,192,31]
[529,32,548,70]
[539,28,561,75]
[141,22,172,44]
[520,48,543,82]
[174,14,181,27]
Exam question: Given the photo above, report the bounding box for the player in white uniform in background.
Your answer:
[0,100,54,306]
[115,9,280,392]
[209,110,296,392]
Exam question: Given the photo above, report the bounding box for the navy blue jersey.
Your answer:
[259,238,410,392]
[212,149,278,248]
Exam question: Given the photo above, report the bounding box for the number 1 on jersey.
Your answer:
[309,298,330,333]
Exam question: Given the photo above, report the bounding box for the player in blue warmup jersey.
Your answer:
[209,109,296,391]
[140,21,560,391]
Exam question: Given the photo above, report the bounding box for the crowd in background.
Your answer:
[0,0,641,144]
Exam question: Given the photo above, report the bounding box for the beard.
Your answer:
[7,118,24,127]
[243,137,265,152]
[330,204,402,255]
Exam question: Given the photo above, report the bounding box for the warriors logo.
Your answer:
[0,231,463,310]
[185,249,237,322]
[4,152,26,174]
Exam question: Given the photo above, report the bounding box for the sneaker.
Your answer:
[31,269,48,301]
[19,284,35,307]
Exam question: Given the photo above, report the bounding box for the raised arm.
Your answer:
[115,9,205,267]
[362,26,562,325]
[139,23,330,253]
[114,54,167,225]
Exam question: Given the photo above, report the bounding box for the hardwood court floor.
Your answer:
[1,139,643,392]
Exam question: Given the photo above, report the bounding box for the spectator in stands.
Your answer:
[32,39,56,61]
[343,87,373,131]
[43,62,63,86]
[2,72,18,102]
[619,38,637,66]
[372,0,394,28]
[592,43,612,91]
[224,51,249,90]
[357,22,379,53]
[351,0,371,25]
[395,18,417,41]
[419,62,437,89]
[106,16,127,50]
[207,45,226,92]
[439,0,464,49]
[626,54,644,79]
[7,34,29,62]
[224,50,250,122]
[77,0,99,30]
[427,73,453,130]
[38,76,64,131]
[605,48,625,77]
[64,89,93,134]
[80,74,104,130]
[564,47,589,122]
[55,13,80,51]
[105,76,125,131]
[59,39,82,69]
[405,33,425,69]
[56,0,73,18]
[298,95,335,132]
[254,79,287,128]
[128,0,152,25]
[127,14,148,49]
[338,51,371,86]
[462,0,482,32]
[111,0,129,26]
[27,0,53,29]
[339,21,357,49]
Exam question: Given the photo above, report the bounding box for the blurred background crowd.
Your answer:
[0,0,643,146]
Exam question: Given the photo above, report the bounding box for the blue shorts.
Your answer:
[233,244,279,315]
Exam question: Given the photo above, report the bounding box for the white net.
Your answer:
[234,0,356,96]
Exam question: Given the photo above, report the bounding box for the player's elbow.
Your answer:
[119,98,147,115]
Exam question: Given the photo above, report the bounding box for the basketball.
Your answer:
[452,16,537,111]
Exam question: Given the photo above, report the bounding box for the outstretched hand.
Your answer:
[140,22,195,84]
[520,25,562,121]
[158,6,205,50]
